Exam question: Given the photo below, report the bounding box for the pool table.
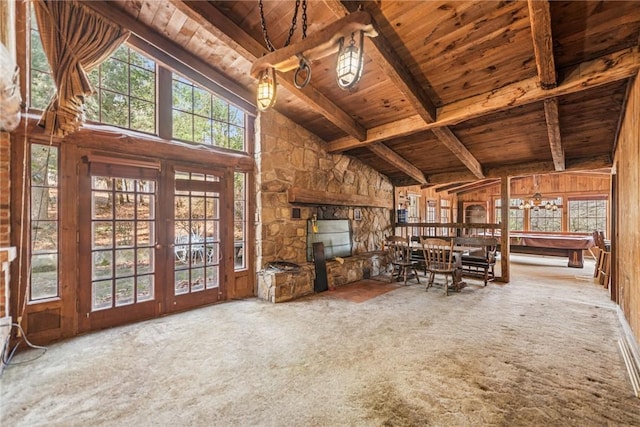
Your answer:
[499,233,595,268]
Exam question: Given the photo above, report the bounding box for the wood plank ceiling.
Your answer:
[90,0,640,187]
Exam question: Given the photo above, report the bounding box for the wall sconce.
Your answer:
[251,9,377,110]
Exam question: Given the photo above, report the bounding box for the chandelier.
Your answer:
[519,192,558,211]
[252,1,377,111]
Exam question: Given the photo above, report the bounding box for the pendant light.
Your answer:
[336,31,365,90]
[256,67,277,111]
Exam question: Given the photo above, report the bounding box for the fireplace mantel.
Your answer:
[288,187,393,209]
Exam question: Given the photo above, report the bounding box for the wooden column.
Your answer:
[499,176,510,283]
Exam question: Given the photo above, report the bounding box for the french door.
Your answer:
[78,162,160,331]
[79,160,227,332]
[166,168,224,312]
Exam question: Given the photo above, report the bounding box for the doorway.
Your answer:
[78,161,227,332]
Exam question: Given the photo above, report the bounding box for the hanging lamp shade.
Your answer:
[257,67,277,111]
[336,31,365,90]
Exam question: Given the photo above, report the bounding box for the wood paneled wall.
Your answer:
[614,74,640,345]
[458,174,610,203]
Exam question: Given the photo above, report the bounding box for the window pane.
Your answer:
[229,125,244,151]
[101,91,129,127]
[31,254,58,300]
[171,73,245,151]
[172,80,193,113]
[130,99,155,134]
[137,275,154,302]
[111,45,129,62]
[193,88,211,117]
[85,95,99,122]
[83,45,157,133]
[234,173,246,270]
[173,110,193,141]
[212,98,229,121]
[568,199,607,233]
[229,105,244,127]
[130,67,155,102]
[212,121,228,147]
[32,221,57,251]
[101,58,129,93]
[194,116,212,144]
[30,144,59,301]
[31,71,55,110]
[129,49,155,71]
[30,31,50,72]
[93,251,113,280]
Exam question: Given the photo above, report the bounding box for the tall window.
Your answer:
[172,74,246,151]
[439,199,451,236]
[426,200,436,222]
[85,45,156,133]
[407,194,420,221]
[509,199,525,231]
[29,6,55,110]
[234,173,247,270]
[568,198,607,233]
[30,144,59,301]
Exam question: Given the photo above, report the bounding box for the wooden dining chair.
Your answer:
[385,235,420,285]
[419,237,457,295]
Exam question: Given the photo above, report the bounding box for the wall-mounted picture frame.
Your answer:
[354,208,362,221]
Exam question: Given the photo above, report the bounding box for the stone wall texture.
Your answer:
[255,109,394,270]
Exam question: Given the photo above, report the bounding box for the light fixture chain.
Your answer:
[258,0,303,52]
[301,0,308,39]
[258,0,275,52]
[284,0,301,47]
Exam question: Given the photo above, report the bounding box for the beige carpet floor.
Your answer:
[1,255,639,426]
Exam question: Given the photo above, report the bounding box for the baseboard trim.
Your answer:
[617,307,640,398]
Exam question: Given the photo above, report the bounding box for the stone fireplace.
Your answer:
[255,110,394,301]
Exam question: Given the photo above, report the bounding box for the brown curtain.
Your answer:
[33,0,130,136]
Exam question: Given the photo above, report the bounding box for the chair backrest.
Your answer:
[420,237,454,271]
[386,235,410,264]
[454,236,498,261]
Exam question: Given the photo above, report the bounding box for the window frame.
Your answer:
[85,45,158,135]
[567,196,608,233]
[29,142,61,303]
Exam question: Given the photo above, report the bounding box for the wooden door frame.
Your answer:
[163,162,232,313]
[77,156,161,332]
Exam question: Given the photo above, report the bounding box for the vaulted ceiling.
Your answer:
[87,1,640,187]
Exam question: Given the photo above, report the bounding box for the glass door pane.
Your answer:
[173,171,220,298]
[90,176,156,311]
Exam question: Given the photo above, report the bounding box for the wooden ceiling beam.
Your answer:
[367,142,428,185]
[328,0,437,122]
[327,47,639,153]
[424,155,612,185]
[543,98,565,171]
[528,0,564,172]
[528,0,557,89]
[325,0,484,179]
[446,179,501,195]
[435,182,473,193]
[431,127,484,179]
[173,0,366,141]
